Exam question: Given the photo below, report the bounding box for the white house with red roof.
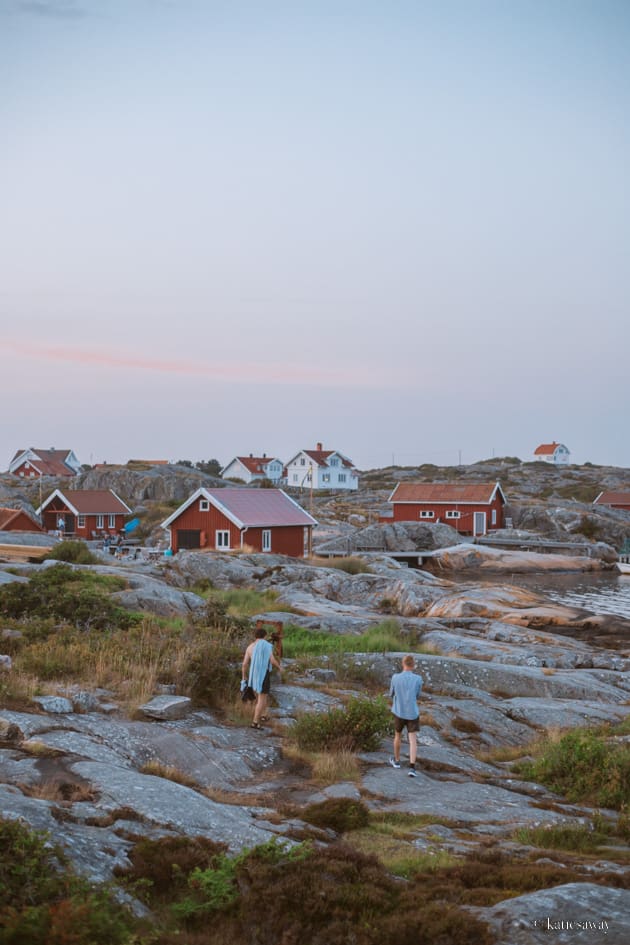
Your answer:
[533,442,571,465]
[37,489,132,537]
[285,443,358,491]
[9,448,83,479]
[161,487,317,556]
[220,454,284,484]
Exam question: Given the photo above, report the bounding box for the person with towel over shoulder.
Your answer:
[242,627,281,729]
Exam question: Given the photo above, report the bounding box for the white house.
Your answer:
[285,443,358,491]
[220,454,284,485]
[533,441,571,465]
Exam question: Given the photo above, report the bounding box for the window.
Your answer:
[491,509,497,525]
[338,473,346,483]
[96,514,104,528]
[322,473,330,483]
[300,457,306,465]
[330,458,338,466]
[199,499,210,511]
[108,514,116,528]
[262,529,271,552]
[419,510,434,519]
[292,474,298,483]
[78,515,86,528]
[445,510,461,520]
[216,530,230,549]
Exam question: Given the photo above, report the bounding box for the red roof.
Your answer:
[237,456,275,475]
[594,491,630,506]
[11,449,78,477]
[389,482,505,504]
[0,507,42,531]
[40,490,132,515]
[302,450,355,469]
[163,488,317,529]
[534,442,560,456]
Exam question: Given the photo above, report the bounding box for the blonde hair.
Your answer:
[402,655,415,668]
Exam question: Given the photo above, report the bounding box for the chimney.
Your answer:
[316,442,322,451]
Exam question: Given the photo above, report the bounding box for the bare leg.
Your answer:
[254,693,269,724]
[393,730,402,763]
[408,731,417,766]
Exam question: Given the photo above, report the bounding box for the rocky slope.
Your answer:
[1,548,630,941]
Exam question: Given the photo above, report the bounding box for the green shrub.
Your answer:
[0,817,132,945]
[290,695,391,753]
[114,835,228,902]
[0,564,138,631]
[183,639,244,709]
[515,728,630,810]
[45,540,98,565]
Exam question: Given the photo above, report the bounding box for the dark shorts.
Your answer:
[393,715,419,734]
[258,670,271,695]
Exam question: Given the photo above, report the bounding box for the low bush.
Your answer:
[290,695,391,753]
[515,727,630,810]
[45,540,98,565]
[0,817,133,945]
[300,798,370,833]
[0,564,137,631]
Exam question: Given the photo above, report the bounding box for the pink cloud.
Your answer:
[1,339,381,388]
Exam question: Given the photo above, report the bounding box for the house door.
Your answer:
[177,529,201,550]
[473,512,486,537]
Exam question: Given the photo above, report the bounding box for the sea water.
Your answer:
[504,572,630,621]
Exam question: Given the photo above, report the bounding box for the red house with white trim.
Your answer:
[594,491,630,513]
[9,448,82,479]
[161,488,317,556]
[386,481,507,536]
[37,489,132,538]
[0,507,44,533]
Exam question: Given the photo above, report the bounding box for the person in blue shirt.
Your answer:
[242,627,281,729]
[388,655,423,777]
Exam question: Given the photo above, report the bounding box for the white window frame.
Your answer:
[216,530,230,549]
[108,514,116,528]
[338,473,346,483]
[322,473,330,483]
[96,514,104,529]
[292,474,298,483]
[445,510,461,520]
[262,529,271,552]
[419,510,434,519]
[77,515,86,528]
[199,499,210,511]
[491,509,497,525]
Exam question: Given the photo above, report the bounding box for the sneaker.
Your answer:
[408,768,417,777]
[389,758,401,769]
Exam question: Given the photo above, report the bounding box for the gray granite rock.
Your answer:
[139,695,192,720]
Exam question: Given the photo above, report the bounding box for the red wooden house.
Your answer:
[161,488,317,556]
[386,481,507,536]
[37,489,132,538]
[9,448,82,479]
[594,491,630,513]
[0,507,44,533]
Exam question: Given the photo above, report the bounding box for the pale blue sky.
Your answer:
[1,0,628,469]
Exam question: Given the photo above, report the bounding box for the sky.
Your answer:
[1,0,629,471]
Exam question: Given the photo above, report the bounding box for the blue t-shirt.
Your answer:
[389,670,423,720]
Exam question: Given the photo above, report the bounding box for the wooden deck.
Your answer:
[0,543,53,562]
